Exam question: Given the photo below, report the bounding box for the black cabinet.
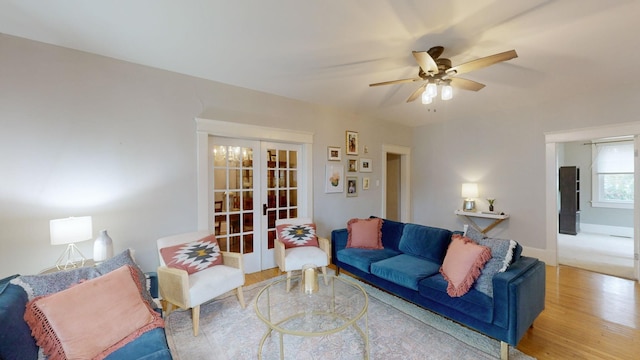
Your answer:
[559,166,580,235]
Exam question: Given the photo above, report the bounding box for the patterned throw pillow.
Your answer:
[276,223,319,248]
[473,237,517,297]
[440,234,492,297]
[160,235,223,274]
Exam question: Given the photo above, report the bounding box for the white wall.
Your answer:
[411,84,640,263]
[0,35,412,277]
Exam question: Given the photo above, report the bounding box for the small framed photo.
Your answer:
[359,158,372,172]
[362,177,370,190]
[346,176,358,197]
[327,146,341,161]
[325,164,344,193]
[346,130,358,155]
[348,159,358,172]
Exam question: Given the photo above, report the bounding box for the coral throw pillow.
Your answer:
[276,223,319,248]
[23,265,164,360]
[347,218,383,249]
[440,234,492,297]
[160,234,223,274]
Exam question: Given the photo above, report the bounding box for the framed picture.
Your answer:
[346,130,358,155]
[359,158,372,172]
[327,146,341,161]
[325,164,344,193]
[347,159,358,172]
[346,176,358,197]
[362,177,370,190]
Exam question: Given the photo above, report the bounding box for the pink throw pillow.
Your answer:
[440,234,492,297]
[346,218,383,249]
[276,223,319,248]
[160,234,223,274]
[23,265,164,360]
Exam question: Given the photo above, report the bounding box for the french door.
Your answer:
[210,137,301,273]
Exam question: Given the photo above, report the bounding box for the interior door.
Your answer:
[210,138,302,273]
[261,142,302,269]
[211,137,261,273]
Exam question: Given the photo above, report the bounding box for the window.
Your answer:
[592,139,634,209]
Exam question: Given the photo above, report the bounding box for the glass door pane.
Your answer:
[263,144,300,268]
[212,143,255,257]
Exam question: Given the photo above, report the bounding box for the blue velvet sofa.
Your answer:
[0,269,172,360]
[331,217,545,359]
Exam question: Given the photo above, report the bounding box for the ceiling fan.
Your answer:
[369,46,518,103]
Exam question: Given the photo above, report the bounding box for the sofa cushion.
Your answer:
[440,235,492,297]
[370,216,405,251]
[336,248,400,273]
[398,223,452,263]
[347,218,383,249]
[160,234,224,274]
[24,265,164,360]
[0,276,39,360]
[418,274,494,323]
[371,254,440,290]
[105,327,171,360]
[276,223,319,248]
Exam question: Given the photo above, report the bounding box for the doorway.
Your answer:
[382,144,411,222]
[196,118,313,274]
[545,123,640,281]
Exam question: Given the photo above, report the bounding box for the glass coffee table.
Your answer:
[254,274,369,359]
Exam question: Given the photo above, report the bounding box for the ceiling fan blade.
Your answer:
[450,77,485,91]
[412,51,438,75]
[406,83,427,103]
[446,50,517,76]
[369,77,422,87]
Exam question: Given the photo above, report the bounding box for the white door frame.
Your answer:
[195,118,314,271]
[545,121,640,280]
[381,144,411,222]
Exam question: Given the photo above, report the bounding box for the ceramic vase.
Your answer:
[93,229,113,262]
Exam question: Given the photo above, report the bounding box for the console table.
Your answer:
[455,210,510,234]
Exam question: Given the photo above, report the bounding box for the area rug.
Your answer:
[164,273,535,360]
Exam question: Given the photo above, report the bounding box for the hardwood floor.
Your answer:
[245,265,640,359]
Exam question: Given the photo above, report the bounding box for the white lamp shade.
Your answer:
[426,82,437,97]
[50,216,93,245]
[461,183,479,199]
[441,84,453,100]
[421,91,433,104]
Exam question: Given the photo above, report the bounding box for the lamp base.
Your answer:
[55,243,87,270]
[463,199,476,212]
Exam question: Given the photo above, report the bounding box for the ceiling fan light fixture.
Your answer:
[441,84,453,100]
[421,91,432,104]
[426,82,437,98]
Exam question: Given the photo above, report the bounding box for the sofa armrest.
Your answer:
[221,251,243,270]
[157,266,190,309]
[318,236,331,263]
[145,272,159,299]
[331,228,348,262]
[492,257,546,345]
[274,239,286,272]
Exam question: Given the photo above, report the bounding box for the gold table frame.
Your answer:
[254,275,369,359]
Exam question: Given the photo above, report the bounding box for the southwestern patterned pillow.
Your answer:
[160,234,223,274]
[276,223,319,249]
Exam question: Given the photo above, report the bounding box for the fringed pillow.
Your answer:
[23,265,164,360]
[160,234,223,274]
[440,234,492,297]
[275,223,319,248]
[346,218,383,249]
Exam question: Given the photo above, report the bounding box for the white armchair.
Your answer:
[275,218,331,292]
[157,231,245,336]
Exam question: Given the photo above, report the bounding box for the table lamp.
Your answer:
[50,216,93,270]
[461,183,478,212]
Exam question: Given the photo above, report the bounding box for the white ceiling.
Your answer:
[1,0,638,126]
